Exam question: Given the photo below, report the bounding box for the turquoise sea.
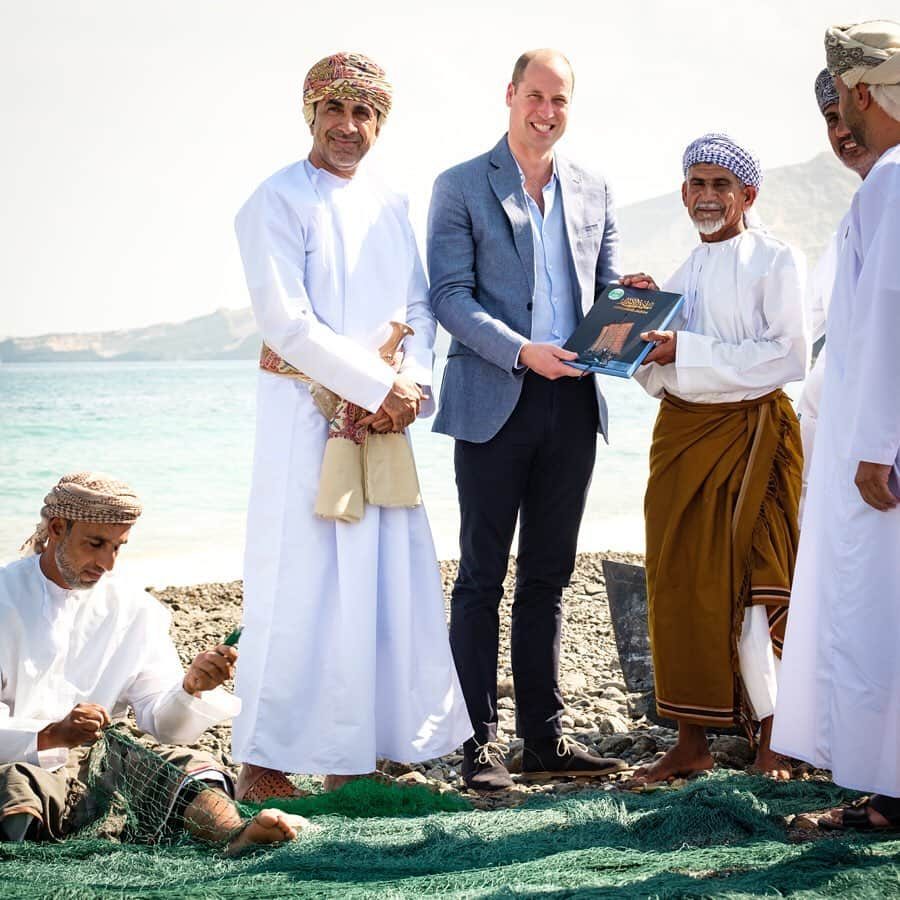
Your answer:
[0,360,662,586]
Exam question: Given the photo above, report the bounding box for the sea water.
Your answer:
[0,360,660,586]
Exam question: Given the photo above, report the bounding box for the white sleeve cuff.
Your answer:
[22,732,40,767]
[852,446,900,468]
[36,746,70,771]
[180,686,242,722]
[151,686,241,745]
[1,720,56,768]
[674,330,714,369]
[513,341,529,372]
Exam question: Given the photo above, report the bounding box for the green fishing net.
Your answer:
[2,729,899,899]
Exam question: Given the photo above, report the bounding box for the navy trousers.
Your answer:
[450,371,599,743]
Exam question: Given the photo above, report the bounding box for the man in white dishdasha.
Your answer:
[796,68,877,517]
[774,19,900,832]
[0,473,304,852]
[232,51,471,802]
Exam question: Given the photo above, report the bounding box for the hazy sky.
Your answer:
[1,0,894,337]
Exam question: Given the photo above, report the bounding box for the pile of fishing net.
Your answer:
[2,728,899,899]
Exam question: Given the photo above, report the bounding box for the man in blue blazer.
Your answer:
[427,49,626,790]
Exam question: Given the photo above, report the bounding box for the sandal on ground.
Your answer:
[238,769,308,803]
[819,794,900,831]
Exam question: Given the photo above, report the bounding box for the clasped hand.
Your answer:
[358,374,426,434]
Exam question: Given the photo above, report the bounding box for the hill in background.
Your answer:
[616,151,858,279]
[1,308,258,363]
[1,153,857,363]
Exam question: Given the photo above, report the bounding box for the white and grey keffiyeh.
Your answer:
[20,472,143,556]
[682,133,762,189]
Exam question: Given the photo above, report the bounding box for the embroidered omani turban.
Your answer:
[815,69,840,113]
[826,21,900,87]
[302,52,393,127]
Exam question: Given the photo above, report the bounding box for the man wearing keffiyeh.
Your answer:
[1,474,307,852]
[774,19,900,833]
[232,52,471,803]
[796,71,877,518]
[621,133,806,784]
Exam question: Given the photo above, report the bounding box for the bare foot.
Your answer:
[225,809,310,855]
[749,747,791,780]
[749,717,791,780]
[323,774,358,792]
[632,745,715,784]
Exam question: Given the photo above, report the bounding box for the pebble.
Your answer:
[397,771,429,785]
[630,736,657,758]
[709,735,754,766]
[601,686,627,702]
[497,676,516,699]
[598,735,632,757]
[599,715,630,736]
[790,814,821,831]
[146,550,831,811]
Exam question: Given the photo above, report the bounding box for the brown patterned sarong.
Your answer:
[644,389,802,727]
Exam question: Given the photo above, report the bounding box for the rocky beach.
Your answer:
[142,549,829,814]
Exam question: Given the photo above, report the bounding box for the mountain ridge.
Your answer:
[1,152,858,363]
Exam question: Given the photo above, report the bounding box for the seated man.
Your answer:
[0,472,303,853]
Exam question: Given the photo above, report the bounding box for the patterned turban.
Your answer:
[826,20,900,88]
[815,68,839,113]
[20,472,143,556]
[302,52,393,127]
[682,133,762,189]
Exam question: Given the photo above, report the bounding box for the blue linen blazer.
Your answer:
[427,135,621,443]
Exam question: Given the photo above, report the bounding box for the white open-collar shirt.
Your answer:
[0,555,240,770]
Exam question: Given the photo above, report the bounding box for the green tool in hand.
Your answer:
[223,625,244,647]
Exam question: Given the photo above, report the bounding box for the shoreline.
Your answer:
[144,548,647,593]
[1,532,649,591]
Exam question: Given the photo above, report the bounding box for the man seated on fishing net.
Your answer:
[0,472,306,852]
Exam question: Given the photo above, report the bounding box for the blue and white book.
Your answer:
[564,285,685,379]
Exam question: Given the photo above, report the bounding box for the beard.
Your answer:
[690,203,727,235]
[839,100,868,150]
[54,537,96,589]
[692,215,727,235]
[846,119,867,150]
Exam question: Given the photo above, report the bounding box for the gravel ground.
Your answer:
[146,551,831,817]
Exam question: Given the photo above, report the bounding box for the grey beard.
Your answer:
[55,540,92,589]
[693,216,726,235]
